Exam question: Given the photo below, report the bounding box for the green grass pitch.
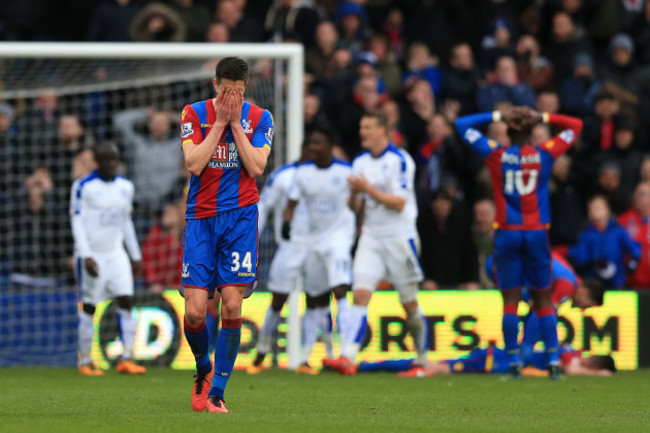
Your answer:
[1,368,649,433]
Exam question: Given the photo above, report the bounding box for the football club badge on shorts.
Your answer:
[181,263,190,279]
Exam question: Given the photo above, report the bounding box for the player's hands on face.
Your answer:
[85,257,99,277]
[215,88,232,126]
[229,89,243,125]
[131,260,143,279]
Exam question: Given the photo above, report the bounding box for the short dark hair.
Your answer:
[309,124,338,146]
[215,57,249,83]
[362,109,388,129]
[590,355,617,373]
[582,279,605,306]
[92,141,119,158]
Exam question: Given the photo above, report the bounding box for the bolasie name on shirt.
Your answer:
[501,151,541,165]
[207,130,241,169]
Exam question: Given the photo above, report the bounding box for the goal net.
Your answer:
[0,43,303,368]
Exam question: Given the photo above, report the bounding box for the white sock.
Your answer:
[78,311,94,366]
[336,297,349,341]
[406,309,428,366]
[317,306,334,358]
[342,305,368,362]
[117,308,136,360]
[301,308,320,365]
[258,308,281,354]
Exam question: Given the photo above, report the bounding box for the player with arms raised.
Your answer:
[179,57,273,413]
[455,106,583,379]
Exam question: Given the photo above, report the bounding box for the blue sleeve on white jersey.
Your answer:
[251,109,274,149]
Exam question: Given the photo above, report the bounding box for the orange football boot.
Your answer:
[206,396,229,413]
[396,365,430,378]
[295,363,320,375]
[322,357,356,375]
[116,359,147,374]
[78,363,104,376]
[191,362,214,411]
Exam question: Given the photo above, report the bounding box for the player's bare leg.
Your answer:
[248,292,288,374]
[78,303,104,376]
[501,288,523,379]
[115,296,146,374]
[206,284,246,413]
[529,288,561,380]
[184,287,213,411]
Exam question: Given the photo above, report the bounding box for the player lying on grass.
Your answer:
[357,344,616,377]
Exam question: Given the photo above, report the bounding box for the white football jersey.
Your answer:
[352,144,418,238]
[258,162,309,244]
[288,158,355,245]
[70,171,141,259]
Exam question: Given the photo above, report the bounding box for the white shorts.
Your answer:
[352,234,423,301]
[311,240,353,289]
[303,251,329,297]
[76,248,134,305]
[267,241,309,294]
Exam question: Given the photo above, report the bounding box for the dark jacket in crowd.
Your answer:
[418,203,478,287]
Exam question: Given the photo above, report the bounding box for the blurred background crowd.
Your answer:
[3,0,650,294]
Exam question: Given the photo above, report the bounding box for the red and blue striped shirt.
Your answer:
[456,112,583,230]
[180,99,274,219]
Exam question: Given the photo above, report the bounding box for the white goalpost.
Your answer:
[0,43,303,369]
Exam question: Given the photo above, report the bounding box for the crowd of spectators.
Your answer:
[3,0,650,292]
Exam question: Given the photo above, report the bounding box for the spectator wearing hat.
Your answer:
[618,182,650,289]
[560,52,601,117]
[334,1,368,57]
[480,18,516,72]
[441,42,480,116]
[594,116,642,196]
[402,42,444,96]
[129,2,187,42]
[544,11,592,88]
[601,33,640,94]
[355,51,388,98]
[477,55,535,111]
[581,89,620,158]
[590,162,630,215]
[515,34,554,92]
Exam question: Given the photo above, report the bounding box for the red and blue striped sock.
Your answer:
[537,306,559,366]
[210,318,242,400]
[184,317,211,376]
[502,304,521,366]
